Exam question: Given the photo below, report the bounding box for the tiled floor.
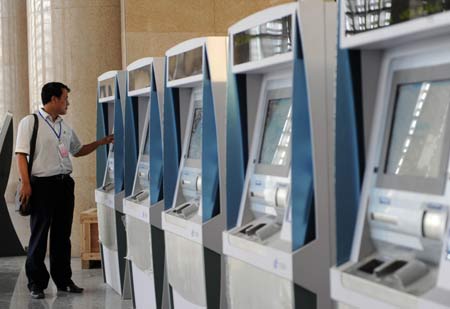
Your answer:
[0,256,133,309]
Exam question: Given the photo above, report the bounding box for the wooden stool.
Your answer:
[80,208,101,269]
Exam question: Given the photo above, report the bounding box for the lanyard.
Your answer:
[38,111,62,140]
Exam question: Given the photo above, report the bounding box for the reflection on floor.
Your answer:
[0,256,133,309]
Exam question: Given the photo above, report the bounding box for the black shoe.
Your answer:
[57,282,84,293]
[30,288,45,299]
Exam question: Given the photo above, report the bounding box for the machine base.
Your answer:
[131,262,157,309]
[171,288,206,309]
[103,245,122,295]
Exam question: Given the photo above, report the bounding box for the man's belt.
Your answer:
[31,174,71,181]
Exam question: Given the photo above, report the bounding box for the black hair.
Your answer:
[41,82,71,105]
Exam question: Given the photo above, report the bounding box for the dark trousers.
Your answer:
[26,175,75,291]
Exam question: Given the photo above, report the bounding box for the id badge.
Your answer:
[58,142,69,158]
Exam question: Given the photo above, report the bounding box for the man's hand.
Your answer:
[73,134,114,157]
[100,134,114,145]
[19,181,32,206]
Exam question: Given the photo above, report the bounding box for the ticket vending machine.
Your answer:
[223,2,338,308]
[161,37,227,309]
[331,2,450,308]
[123,57,168,309]
[95,70,131,297]
[0,112,25,257]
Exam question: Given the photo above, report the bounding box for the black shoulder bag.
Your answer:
[15,114,39,216]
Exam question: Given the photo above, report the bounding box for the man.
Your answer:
[16,82,113,299]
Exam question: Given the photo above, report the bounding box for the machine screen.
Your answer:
[187,107,203,160]
[259,97,292,166]
[385,80,450,178]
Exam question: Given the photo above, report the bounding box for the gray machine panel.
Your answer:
[174,87,203,207]
[238,76,293,231]
[377,63,450,195]
[255,87,292,178]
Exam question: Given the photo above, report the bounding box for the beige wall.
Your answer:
[27,0,122,257]
[123,0,293,65]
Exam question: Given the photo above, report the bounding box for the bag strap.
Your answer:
[27,113,39,176]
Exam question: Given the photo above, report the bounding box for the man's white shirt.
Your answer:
[15,109,82,177]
